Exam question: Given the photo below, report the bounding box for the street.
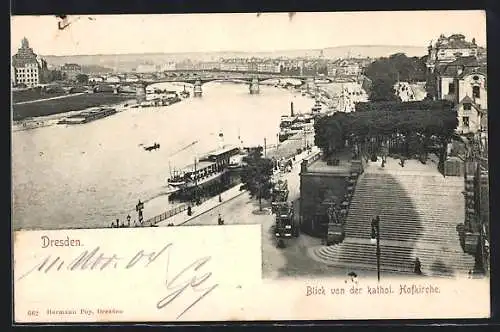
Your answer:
[176,151,376,280]
[179,147,412,280]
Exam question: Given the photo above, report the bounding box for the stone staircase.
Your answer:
[309,158,476,278]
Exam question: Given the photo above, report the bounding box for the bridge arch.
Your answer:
[134,71,334,89]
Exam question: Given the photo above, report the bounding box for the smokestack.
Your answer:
[290,102,294,117]
[218,130,224,149]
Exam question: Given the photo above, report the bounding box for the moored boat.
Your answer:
[311,99,324,114]
[167,145,241,191]
[58,107,117,125]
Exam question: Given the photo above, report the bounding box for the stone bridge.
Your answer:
[130,71,336,87]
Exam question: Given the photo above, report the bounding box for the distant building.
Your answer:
[334,59,361,77]
[89,76,105,83]
[105,75,121,83]
[326,63,337,76]
[434,55,487,136]
[435,56,486,103]
[60,63,82,81]
[199,62,220,71]
[11,37,46,87]
[257,61,281,73]
[426,34,481,71]
[159,62,176,72]
[125,74,140,82]
[175,61,197,71]
[136,64,157,73]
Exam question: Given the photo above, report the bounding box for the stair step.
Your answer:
[311,249,473,276]
[331,170,471,277]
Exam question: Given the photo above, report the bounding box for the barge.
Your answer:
[58,107,117,125]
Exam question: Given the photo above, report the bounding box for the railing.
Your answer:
[143,204,188,226]
[305,150,322,165]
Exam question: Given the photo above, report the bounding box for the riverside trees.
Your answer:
[314,100,457,168]
[240,146,275,211]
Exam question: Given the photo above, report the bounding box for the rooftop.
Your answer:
[435,34,478,49]
[437,56,486,77]
[305,159,352,175]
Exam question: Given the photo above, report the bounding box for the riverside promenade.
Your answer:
[149,144,317,227]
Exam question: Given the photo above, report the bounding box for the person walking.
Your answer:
[414,257,422,275]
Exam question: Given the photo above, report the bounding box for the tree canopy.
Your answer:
[363,53,428,101]
[355,99,454,113]
[314,100,458,158]
[76,73,89,84]
[368,78,401,102]
[240,146,275,210]
[364,53,428,83]
[40,69,65,83]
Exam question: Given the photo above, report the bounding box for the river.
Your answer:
[12,82,315,230]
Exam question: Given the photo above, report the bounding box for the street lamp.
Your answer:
[370,216,381,282]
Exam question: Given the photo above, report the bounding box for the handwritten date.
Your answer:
[17,243,219,319]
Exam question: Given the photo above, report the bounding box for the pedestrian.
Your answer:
[414,257,422,275]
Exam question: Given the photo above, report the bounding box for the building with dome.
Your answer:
[11,37,47,87]
[426,34,482,71]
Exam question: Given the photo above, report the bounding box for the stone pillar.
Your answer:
[193,80,202,97]
[479,170,489,226]
[249,78,260,94]
[306,77,315,92]
[136,84,146,103]
[301,159,308,173]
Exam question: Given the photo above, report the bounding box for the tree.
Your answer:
[240,146,275,211]
[76,73,89,84]
[369,78,400,102]
[365,53,428,85]
[314,101,458,163]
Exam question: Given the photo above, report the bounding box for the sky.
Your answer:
[11,11,486,56]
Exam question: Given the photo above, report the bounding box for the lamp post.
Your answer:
[264,137,267,158]
[370,216,381,282]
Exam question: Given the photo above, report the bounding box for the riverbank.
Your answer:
[123,147,317,229]
[12,93,135,121]
[13,82,316,231]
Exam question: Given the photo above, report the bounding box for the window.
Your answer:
[448,82,455,93]
[463,103,472,111]
[463,116,470,127]
[473,86,480,98]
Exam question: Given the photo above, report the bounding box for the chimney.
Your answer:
[290,101,294,117]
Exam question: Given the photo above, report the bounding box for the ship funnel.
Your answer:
[290,101,294,117]
[218,130,224,149]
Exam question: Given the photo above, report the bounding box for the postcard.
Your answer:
[12,11,490,323]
